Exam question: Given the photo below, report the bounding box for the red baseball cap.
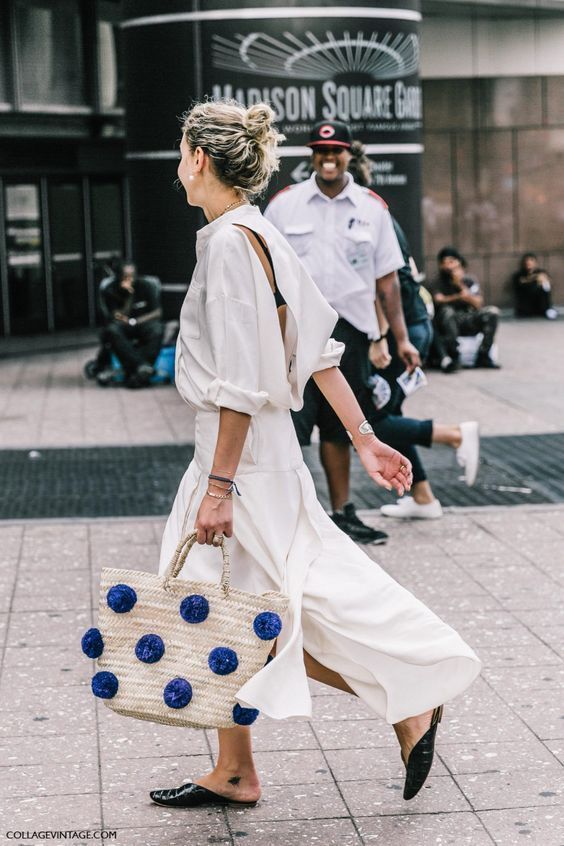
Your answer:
[307,120,353,149]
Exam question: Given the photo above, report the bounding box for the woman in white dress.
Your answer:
[151,100,481,809]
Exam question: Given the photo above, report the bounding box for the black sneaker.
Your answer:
[474,354,501,369]
[331,502,388,545]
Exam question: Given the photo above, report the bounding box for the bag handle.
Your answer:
[163,531,231,595]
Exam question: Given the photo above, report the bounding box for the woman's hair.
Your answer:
[181,99,285,199]
[519,252,538,272]
[347,140,373,187]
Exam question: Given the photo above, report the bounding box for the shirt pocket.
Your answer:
[344,231,373,272]
[181,279,203,339]
[284,223,314,257]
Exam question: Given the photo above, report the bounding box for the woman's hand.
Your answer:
[194,494,233,545]
[369,338,392,369]
[354,435,412,496]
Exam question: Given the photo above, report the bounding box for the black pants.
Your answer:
[96,320,163,375]
[292,318,433,485]
[433,305,499,361]
[515,282,552,317]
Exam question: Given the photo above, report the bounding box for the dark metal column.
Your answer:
[122,0,423,312]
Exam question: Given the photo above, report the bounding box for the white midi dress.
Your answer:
[159,204,481,725]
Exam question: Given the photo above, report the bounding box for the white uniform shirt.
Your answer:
[265,172,404,338]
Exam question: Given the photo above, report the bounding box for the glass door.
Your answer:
[48,181,88,329]
[90,179,124,322]
[5,182,47,334]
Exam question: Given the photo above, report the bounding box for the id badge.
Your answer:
[397,366,428,397]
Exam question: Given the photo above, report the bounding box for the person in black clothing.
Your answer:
[512,253,557,319]
[85,261,164,388]
[432,247,500,371]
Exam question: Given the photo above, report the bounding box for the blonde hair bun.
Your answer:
[182,99,285,199]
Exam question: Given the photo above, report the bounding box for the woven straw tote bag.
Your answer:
[80,532,289,729]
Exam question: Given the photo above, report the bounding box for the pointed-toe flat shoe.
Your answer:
[402,705,443,801]
[150,781,258,808]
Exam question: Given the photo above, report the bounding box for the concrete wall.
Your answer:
[419,13,564,306]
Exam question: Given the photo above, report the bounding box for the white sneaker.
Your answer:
[545,308,558,320]
[380,497,443,520]
[456,421,480,486]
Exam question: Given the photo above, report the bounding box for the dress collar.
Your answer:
[196,203,261,258]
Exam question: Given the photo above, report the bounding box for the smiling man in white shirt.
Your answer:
[265,120,420,544]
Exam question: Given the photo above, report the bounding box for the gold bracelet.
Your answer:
[209,482,232,492]
[206,490,232,500]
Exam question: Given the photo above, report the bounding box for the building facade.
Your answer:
[1,0,564,342]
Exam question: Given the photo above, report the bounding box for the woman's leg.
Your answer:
[195,726,261,802]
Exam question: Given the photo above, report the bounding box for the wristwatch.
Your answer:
[346,419,374,441]
[128,317,137,327]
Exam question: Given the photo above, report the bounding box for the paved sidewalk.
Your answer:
[1,316,564,845]
[1,507,564,846]
[1,319,562,449]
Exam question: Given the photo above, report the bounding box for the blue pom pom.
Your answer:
[107,584,137,613]
[135,633,165,664]
[163,677,192,709]
[233,704,260,726]
[180,594,209,624]
[208,646,238,676]
[92,671,118,699]
[81,627,104,659]
[253,612,282,641]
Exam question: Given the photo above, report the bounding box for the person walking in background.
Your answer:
[265,120,421,544]
[432,247,500,372]
[150,98,480,811]
[84,260,164,389]
[513,253,557,319]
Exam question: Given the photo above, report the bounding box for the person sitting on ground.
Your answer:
[512,253,557,320]
[432,247,500,372]
[84,261,164,389]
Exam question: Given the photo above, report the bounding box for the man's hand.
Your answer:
[397,339,421,372]
[369,338,392,369]
[112,311,128,323]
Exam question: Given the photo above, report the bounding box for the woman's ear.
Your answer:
[192,146,206,174]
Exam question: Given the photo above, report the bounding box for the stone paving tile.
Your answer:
[506,699,564,740]
[439,737,561,775]
[215,718,319,753]
[0,611,8,647]
[88,521,157,546]
[227,818,362,845]
[100,753,213,794]
[0,732,98,767]
[357,811,494,844]
[12,567,92,612]
[517,608,564,628]
[224,782,348,822]
[476,640,562,669]
[6,607,92,649]
[311,695,379,722]
[456,766,564,812]
[0,571,17,613]
[313,719,393,751]
[110,820,232,845]
[90,543,160,573]
[545,740,564,766]
[0,792,101,830]
[102,789,236,829]
[483,664,564,695]
[339,774,470,816]
[98,709,209,759]
[253,749,333,786]
[325,744,449,781]
[477,807,564,845]
[0,684,96,739]
[0,760,100,799]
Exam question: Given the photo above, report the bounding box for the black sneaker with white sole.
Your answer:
[331,502,388,545]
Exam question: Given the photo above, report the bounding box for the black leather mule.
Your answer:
[402,705,443,801]
[150,781,258,808]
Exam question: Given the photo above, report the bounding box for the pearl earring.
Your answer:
[188,173,195,181]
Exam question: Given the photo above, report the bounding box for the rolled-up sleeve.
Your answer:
[313,337,345,373]
[203,234,270,416]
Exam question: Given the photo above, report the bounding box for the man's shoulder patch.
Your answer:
[268,184,297,204]
[363,188,388,209]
